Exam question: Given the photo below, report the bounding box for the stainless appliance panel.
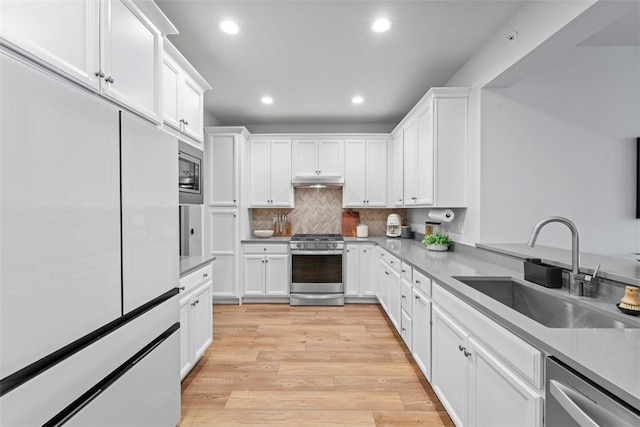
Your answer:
[291,253,343,284]
[290,293,345,306]
[179,205,202,257]
[545,357,640,427]
[290,282,344,294]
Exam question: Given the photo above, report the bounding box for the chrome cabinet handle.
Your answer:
[105,76,114,84]
[203,273,208,278]
[464,350,472,357]
[179,286,186,291]
[385,271,390,275]
[401,327,406,331]
[390,260,394,264]
[184,120,189,125]
[415,295,420,300]
[95,71,105,78]
[458,344,466,352]
[401,295,406,299]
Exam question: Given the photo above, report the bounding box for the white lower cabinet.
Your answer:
[242,244,289,297]
[345,244,376,298]
[207,209,238,299]
[432,283,543,427]
[179,264,213,380]
[412,286,432,381]
[377,249,401,333]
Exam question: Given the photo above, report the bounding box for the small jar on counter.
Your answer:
[425,221,441,237]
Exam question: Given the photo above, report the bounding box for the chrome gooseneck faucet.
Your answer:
[528,216,584,295]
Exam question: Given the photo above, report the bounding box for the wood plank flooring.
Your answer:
[180,304,454,426]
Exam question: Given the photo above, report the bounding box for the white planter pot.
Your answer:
[426,243,449,252]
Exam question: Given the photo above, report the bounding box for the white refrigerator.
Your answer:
[0,47,180,425]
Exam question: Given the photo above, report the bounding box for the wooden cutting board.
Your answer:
[342,211,360,237]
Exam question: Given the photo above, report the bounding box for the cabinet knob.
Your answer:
[401,295,406,299]
[464,350,472,357]
[385,271,390,275]
[363,249,367,253]
[184,120,189,126]
[401,327,406,331]
[179,286,186,291]
[415,280,420,284]
[95,70,105,78]
[458,344,466,352]
[105,76,114,84]
[415,295,420,300]
[265,259,269,263]
[390,260,394,264]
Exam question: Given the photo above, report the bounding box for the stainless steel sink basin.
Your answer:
[453,276,637,329]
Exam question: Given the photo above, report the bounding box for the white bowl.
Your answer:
[254,230,274,238]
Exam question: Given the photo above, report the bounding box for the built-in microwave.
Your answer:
[178,141,203,205]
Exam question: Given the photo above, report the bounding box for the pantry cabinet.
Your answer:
[242,244,289,296]
[0,0,175,123]
[293,139,344,179]
[205,129,247,207]
[345,244,376,297]
[249,139,293,207]
[162,41,211,143]
[343,139,388,208]
[179,263,213,379]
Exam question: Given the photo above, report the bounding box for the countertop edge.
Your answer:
[179,255,216,277]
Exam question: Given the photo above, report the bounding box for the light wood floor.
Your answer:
[180,303,454,426]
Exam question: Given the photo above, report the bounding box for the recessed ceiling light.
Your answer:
[220,20,239,35]
[261,96,273,105]
[352,96,364,104]
[372,18,391,33]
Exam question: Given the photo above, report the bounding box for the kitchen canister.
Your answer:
[356,224,369,238]
[401,226,412,239]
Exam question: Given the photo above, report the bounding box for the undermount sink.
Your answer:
[453,276,637,329]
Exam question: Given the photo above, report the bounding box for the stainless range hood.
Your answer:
[292,175,344,188]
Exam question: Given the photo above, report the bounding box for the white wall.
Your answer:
[480,46,640,256]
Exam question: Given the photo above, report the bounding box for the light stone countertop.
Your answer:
[366,237,640,409]
[179,255,216,277]
[476,243,640,287]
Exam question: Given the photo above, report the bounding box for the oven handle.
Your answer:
[289,250,344,255]
[289,293,345,300]
[549,380,601,427]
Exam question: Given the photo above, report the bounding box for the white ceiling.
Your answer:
[155,1,525,127]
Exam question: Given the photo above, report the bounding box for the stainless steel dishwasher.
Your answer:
[545,357,640,427]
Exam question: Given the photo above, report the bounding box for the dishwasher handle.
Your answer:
[549,380,600,427]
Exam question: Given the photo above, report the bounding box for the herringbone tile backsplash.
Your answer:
[252,188,406,236]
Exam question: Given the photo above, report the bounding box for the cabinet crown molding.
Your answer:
[164,39,212,91]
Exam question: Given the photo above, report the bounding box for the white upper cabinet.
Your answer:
[0,0,177,124]
[395,87,469,207]
[343,139,388,208]
[392,133,404,207]
[249,139,293,207]
[205,131,244,207]
[0,0,101,90]
[292,139,344,179]
[162,40,211,144]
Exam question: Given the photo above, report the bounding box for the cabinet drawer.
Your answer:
[413,269,432,297]
[243,243,289,254]
[401,262,412,282]
[401,278,413,317]
[379,249,401,273]
[433,283,543,389]
[180,263,212,295]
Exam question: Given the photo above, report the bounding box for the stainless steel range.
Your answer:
[289,234,345,306]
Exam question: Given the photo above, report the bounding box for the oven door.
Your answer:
[290,252,343,294]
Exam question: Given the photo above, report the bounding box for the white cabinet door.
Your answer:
[432,305,470,427]
[400,308,413,351]
[378,258,390,312]
[179,297,192,379]
[403,119,418,205]
[101,0,160,122]
[343,140,367,207]
[317,139,343,177]
[412,288,432,381]
[265,254,289,296]
[0,0,101,91]
[249,139,271,206]
[293,140,318,177]
[190,283,213,362]
[181,75,203,141]
[162,56,180,129]
[206,134,237,206]
[416,106,435,205]
[345,245,360,296]
[359,245,376,296]
[388,267,402,332]
[365,139,388,207]
[469,337,543,427]
[120,113,178,314]
[243,255,265,296]
[401,278,413,316]
[392,133,404,207]
[207,209,237,298]
[269,139,293,207]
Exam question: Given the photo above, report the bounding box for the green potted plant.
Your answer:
[422,233,452,251]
